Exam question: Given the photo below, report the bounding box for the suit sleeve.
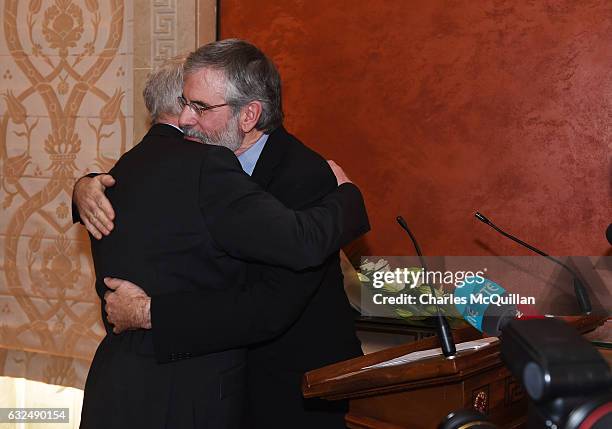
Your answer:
[199,146,369,271]
[151,146,370,363]
[152,264,327,362]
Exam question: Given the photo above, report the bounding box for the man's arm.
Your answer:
[104,265,329,362]
[103,152,369,359]
[150,265,327,362]
[149,156,367,360]
[72,156,366,260]
[102,144,368,340]
[199,146,369,270]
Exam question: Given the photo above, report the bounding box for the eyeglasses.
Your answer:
[177,95,229,116]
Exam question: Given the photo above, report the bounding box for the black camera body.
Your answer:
[500,318,612,428]
[440,318,612,429]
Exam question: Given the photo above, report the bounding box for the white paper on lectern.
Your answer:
[362,337,499,370]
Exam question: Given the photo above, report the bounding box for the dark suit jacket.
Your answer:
[78,124,368,429]
[246,128,366,428]
[151,127,368,428]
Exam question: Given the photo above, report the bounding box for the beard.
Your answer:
[181,113,244,152]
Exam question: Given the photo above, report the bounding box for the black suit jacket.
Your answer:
[247,128,366,428]
[151,127,369,427]
[78,124,368,429]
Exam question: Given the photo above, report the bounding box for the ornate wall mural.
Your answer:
[0,0,215,390]
[0,0,132,388]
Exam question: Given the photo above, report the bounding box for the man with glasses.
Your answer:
[74,40,366,428]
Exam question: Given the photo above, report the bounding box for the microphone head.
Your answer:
[396,215,408,230]
[606,223,612,246]
[474,211,491,225]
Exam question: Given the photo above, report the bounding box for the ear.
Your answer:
[239,101,263,133]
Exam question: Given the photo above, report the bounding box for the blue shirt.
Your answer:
[237,134,269,176]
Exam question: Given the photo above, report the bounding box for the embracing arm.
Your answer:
[103,146,369,360]
[200,146,369,270]
[150,150,370,362]
[151,264,328,362]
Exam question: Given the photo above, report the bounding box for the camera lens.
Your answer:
[439,409,499,429]
[565,395,612,429]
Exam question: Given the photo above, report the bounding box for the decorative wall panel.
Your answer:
[0,0,132,389]
[0,0,215,389]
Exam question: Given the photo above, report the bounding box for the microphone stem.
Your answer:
[477,212,592,315]
[400,222,428,272]
[396,216,457,357]
[487,223,581,280]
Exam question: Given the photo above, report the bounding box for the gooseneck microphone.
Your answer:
[474,212,592,315]
[396,216,457,358]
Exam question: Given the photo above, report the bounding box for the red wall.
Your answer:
[220,0,612,257]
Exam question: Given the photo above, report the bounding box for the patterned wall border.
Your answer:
[152,0,178,68]
[133,0,216,143]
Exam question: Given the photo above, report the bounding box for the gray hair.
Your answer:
[184,39,283,133]
[143,54,187,123]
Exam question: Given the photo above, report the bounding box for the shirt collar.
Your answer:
[159,122,266,176]
[237,133,269,176]
[162,122,183,133]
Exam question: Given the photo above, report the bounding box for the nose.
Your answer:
[178,106,196,128]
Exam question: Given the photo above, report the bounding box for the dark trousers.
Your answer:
[246,362,347,429]
[80,334,247,429]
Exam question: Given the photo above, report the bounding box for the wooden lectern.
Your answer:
[303,316,607,429]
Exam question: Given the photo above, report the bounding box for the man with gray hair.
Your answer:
[74,54,188,232]
[74,40,367,428]
[75,51,369,428]
[143,54,187,124]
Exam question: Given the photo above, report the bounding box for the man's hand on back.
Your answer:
[327,160,352,186]
[73,174,116,239]
[104,277,152,334]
